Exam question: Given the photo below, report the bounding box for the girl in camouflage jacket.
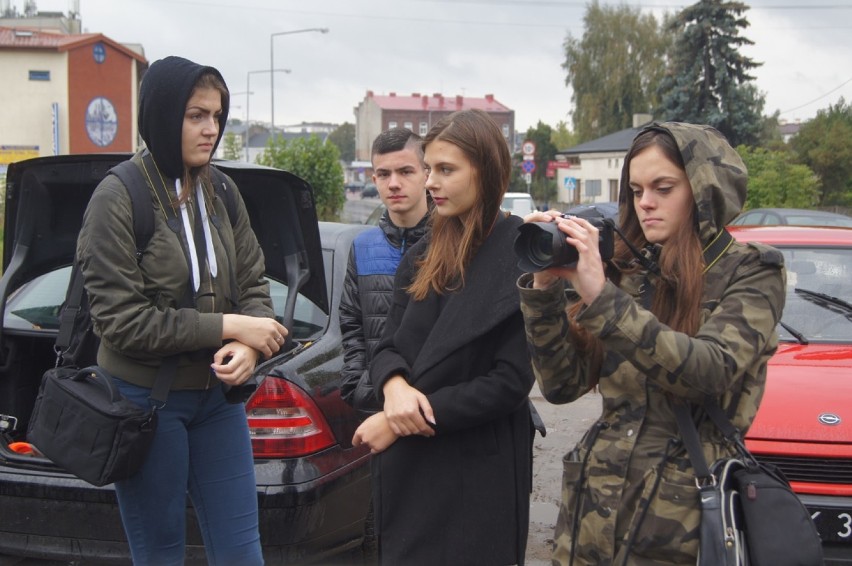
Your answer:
[518,122,786,565]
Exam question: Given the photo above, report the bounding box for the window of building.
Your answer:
[609,179,619,201]
[388,121,398,129]
[502,124,510,138]
[29,70,50,81]
[420,121,428,135]
[404,121,413,131]
[585,179,602,197]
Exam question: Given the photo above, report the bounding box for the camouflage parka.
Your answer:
[518,123,786,565]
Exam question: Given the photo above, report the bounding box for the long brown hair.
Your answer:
[178,72,229,204]
[571,128,705,379]
[408,109,511,301]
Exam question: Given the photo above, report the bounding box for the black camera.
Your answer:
[514,215,615,272]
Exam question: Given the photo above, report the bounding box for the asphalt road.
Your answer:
[340,194,381,224]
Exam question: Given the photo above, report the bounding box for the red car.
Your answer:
[730,225,852,565]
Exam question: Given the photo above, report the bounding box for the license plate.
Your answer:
[809,506,852,544]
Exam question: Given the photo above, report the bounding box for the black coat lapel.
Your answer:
[412,214,524,376]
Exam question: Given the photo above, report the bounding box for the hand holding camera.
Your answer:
[515,212,614,304]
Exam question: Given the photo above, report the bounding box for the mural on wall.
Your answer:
[85,97,118,147]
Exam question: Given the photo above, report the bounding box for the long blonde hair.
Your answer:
[408,109,511,301]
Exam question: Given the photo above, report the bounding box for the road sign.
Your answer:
[563,177,576,191]
[524,173,532,184]
[521,160,536,174]
[522,140,536,156]
[545,160,571,178]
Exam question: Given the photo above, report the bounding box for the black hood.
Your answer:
[138,56,229,179]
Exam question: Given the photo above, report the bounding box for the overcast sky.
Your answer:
[28,0,852,133]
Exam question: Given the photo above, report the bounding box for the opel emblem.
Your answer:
[818,413,841,426]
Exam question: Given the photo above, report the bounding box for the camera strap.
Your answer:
[702,229,734,274]
[637,229,734,310]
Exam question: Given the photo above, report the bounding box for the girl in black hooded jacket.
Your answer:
[77,56,286,566]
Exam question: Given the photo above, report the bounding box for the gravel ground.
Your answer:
[526,390,601,565]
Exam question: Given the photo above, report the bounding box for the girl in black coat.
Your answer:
[353,109,535,565]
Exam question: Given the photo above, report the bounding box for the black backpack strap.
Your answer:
[107,160,155,263]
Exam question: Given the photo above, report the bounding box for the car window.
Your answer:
[785,214,852,228]
[3,266,328,341]
[778,246,852,343]
[3,267,71,331]
[365,202,386,226]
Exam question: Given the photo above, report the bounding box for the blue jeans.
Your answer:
[113,378,263,566]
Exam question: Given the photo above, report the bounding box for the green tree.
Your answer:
[257,135,346,221]
[657,0,764,147]
[790,98,852,207]
[737,145,820,209]
[222,132,242,161]
[563,1,669,142]
[327,122,356,163]
[551,120,579,151]
[520,122,559,206]
[757,110,785,151]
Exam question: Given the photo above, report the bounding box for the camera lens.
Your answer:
[527,231,554,265]
[514,221,572,272]
[514,216,615,273]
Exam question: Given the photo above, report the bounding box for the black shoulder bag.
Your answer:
[672,398,824,566]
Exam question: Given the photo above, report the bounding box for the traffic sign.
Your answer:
[545,160,571,178]
[522,140,536,156]
[521,160,536,174]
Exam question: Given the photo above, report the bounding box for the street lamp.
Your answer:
[228,91,252,160]
[245,68,290,162]
[270,27,329,135]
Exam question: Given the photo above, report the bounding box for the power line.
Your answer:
[780,76,852,115]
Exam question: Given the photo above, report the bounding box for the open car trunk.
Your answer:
[0,153,326,447]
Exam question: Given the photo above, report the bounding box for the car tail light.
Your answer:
[245,378,336,458]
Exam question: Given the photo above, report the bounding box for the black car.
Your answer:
[0,154,374,565]
[360,184,378,199]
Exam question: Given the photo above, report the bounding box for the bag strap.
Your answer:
[671,399,715,483]
[673,395,757,485]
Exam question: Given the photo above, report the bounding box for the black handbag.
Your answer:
[27,365,172,487]
[672,398,824,566]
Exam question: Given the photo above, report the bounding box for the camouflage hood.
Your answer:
[632,122,747,246]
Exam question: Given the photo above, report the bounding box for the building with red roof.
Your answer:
[353,90,515,160]
[0,25,147,168]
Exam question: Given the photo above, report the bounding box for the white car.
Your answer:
[501,192,535,216]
